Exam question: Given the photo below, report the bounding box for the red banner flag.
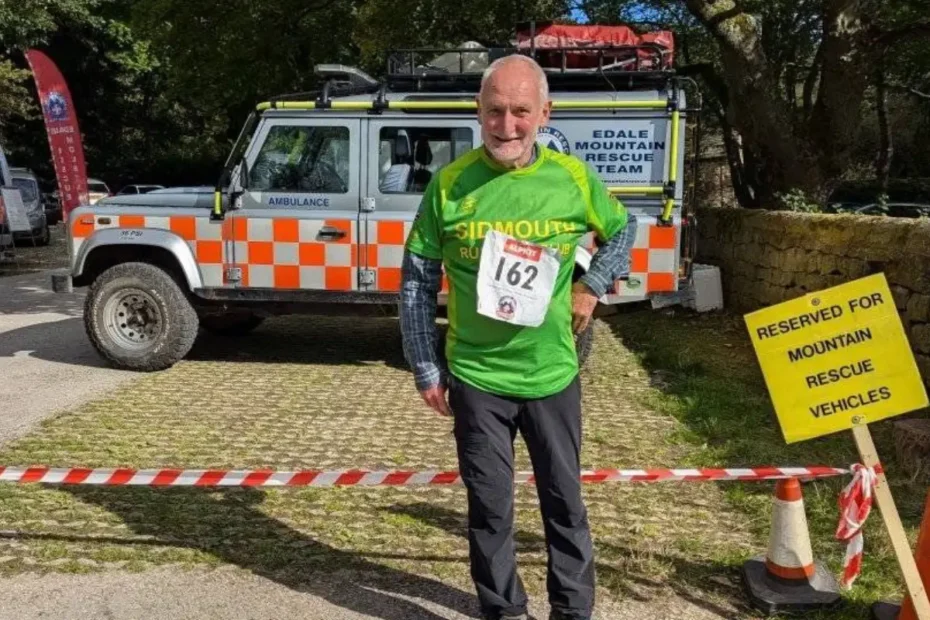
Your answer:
[24,49,89,219]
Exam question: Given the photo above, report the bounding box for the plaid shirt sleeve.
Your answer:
[579,211,638,297]
[400,249,445,391]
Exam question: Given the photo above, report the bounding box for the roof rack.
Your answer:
[385,45,674,93]
[269,64,383,103]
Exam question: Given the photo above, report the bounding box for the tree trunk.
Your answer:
[808,0,873,185]
[683,0,825,206]
[720,118,759,208]
[875,51,892,190]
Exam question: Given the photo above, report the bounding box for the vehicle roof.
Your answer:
[334,89,672,101]
[10,168,37,180]
[259,88,686,119]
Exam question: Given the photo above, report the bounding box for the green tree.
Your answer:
[352,0,569,73]
[576,0,930,208]
[0,0,100,133]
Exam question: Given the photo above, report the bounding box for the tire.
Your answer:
[199,311,264,336]
[575,320,594,369]
[36,223,50,246]
[84,262,199,371]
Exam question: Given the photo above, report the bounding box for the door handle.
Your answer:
[318,226,346,240]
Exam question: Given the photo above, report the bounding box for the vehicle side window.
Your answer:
[12,179,38,203]
[250,125,350,193]
[378,127,473,194]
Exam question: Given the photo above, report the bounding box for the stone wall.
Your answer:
[695,206,930,382]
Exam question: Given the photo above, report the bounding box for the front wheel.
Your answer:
[84,262,199,371]
[36,223,50,246]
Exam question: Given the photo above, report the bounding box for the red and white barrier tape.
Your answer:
[835,463,878,589]
[0,466,849,487]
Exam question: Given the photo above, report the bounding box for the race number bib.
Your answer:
[476,229,560,327]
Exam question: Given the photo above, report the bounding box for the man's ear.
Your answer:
[475,95,483,124]
[541,100,553,124]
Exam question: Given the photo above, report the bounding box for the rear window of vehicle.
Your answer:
[12,178,38,203]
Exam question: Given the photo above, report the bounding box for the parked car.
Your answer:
[115,184,165,196]
[825,179,930,214]
[0,142,13,252]
[9,168,50,246]
[87,178,111,205]
[850,202,930,218]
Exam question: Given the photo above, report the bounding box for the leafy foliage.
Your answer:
[0,0,928,203]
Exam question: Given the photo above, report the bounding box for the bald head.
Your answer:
[476,54,552,169]
[480,54,549,105]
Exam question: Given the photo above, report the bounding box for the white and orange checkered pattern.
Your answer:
[71,213,227,287]
[365,218,449,293]
[610,215,679,296]
[363,219,410,292]
[223,217,359,290]
[580,215,679,298]
[71,213,369,291]
[71,211,677,297]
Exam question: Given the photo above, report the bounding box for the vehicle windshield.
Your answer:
[11,178,38,203]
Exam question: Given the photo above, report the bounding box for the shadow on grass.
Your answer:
[55,486,481,620]
[386,502,763,619]
[186,315,437,374]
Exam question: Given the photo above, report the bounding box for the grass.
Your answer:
[0,313,764,617]
[605,306,926,619]
[0,307,921,618]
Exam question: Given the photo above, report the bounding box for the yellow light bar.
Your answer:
[553,100,666,109]
[668,109,681,185]
[387,101,476,110]
[256,100,667,112]
[660,108,681,223]
[608,186,664,195]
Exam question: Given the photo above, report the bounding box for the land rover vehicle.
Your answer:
[54,23,701,371]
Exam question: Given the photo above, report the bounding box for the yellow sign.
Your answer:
[744,273,929,443]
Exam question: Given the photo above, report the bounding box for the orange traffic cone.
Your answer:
[743,478,841,615]
[872,488,930,620]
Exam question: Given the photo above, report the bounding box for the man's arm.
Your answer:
[578,211,638,297]
[400,250,451,416]
[400,178,451,415]
[571,164,638,333]
[400,250,444,390]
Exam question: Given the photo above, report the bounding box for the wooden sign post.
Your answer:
[745,273,930,618]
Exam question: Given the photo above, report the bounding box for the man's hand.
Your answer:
[419,384,452,417]
[571,281,599,334]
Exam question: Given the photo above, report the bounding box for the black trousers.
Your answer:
[448,373,595,620]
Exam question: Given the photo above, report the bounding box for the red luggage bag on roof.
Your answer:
[514,23,674,70]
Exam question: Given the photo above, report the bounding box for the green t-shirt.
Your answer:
[406,146,628,399]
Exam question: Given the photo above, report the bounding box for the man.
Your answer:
[400,53,637,620]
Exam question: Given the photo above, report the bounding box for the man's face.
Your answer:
[477,61,552,168]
